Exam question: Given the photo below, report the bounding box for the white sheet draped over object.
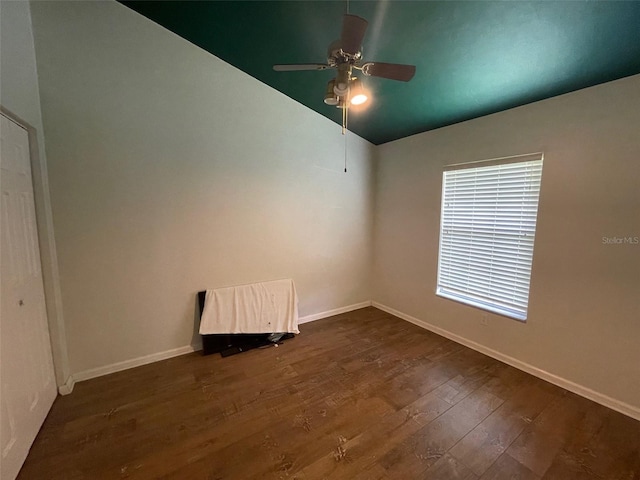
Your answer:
[199,279,299,334]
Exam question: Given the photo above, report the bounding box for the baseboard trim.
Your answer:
[299,300,372,324]
[372,301,640,422]
[72,345,197,383]
[58,375,75,396]
[67,302,373,387]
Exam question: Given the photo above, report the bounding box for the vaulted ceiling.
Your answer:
[121,1,640,145]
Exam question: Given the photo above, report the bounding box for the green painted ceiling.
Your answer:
[121,1,640,145]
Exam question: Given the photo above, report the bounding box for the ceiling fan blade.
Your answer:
[273,64,331,72]
[363,62,416,82]
[341,14,368,55]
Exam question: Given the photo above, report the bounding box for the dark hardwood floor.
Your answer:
[19,307,640,479]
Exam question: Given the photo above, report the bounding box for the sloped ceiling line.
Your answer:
[121,1,640,145]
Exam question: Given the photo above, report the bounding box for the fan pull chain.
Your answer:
[344,131,348,172]
[343,104,349,172]
[342,102,346,135]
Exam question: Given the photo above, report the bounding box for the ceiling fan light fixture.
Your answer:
[334,81,349,97]
[350,78,368,105]
[324,79,339,105]
[333,65,351,97]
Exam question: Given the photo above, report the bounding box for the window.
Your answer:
[436,153,544,321]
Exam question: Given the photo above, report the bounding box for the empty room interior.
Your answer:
[1,1,639,479]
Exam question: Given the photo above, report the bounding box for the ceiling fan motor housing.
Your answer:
[327,40,363,66]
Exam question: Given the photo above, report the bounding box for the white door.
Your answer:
[1,113,57,480]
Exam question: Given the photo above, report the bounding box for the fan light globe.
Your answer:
[334,81,349,96]
[350,78,368,105]
[324,79,339,105]
[351,93,368,105]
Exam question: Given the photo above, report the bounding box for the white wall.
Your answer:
[373,74,640,414]
[23,0,640,418]
[0,0,69,387]
[29,1,374,376]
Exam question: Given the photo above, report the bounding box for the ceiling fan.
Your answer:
[273,13,416,134]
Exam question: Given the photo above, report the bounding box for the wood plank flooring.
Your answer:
[18,307,640,479]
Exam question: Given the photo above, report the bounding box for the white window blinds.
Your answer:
[436,153,544,321]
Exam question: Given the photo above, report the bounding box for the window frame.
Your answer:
[436,152,544,321]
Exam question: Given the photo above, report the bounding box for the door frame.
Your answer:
[1,106,71,394]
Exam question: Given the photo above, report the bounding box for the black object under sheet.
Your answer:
[197,290,294,357]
